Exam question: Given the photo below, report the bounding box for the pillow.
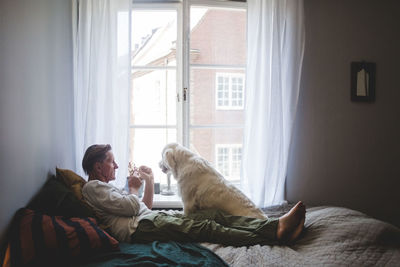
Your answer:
[9,209,119,266]
[1,244,10,267]
[56,167,86,202]
[27,177,95,218]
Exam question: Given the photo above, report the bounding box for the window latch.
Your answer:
[177,93,180,102]
[183,87,187,101]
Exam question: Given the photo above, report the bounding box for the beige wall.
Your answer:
[0,0,75,245]
[287,0,400,227]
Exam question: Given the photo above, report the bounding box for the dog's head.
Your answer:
[159,143,180,175]
[159,143,196,178]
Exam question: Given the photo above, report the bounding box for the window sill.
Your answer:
[152,193,183,209]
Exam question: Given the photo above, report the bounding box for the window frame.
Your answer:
[130,0,247,205]
[130,0,247,144]
[130,3,183,141]
[184,0,247,146]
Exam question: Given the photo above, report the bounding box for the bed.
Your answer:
[3,170,400,266]
[203,204,400,266]
[75,204,400,266]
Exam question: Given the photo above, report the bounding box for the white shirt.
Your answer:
[82,180,155,242]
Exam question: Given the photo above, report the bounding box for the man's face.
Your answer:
[98,151,119,182]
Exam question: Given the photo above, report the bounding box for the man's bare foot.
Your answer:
[276,201,306,244]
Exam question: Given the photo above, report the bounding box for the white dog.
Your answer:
[159,143,266,219]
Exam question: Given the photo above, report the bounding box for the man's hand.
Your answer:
[128,175,143,190]
[138,165,154,209]
[138,165,154,182]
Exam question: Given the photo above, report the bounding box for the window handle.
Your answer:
[183,87,187,101]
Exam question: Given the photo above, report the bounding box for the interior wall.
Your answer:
[287,0,400,227]
[0,0,75,243]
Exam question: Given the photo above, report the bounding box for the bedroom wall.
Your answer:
[287,0,400,227]
[0,0,75,244]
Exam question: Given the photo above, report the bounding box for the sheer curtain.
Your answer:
[241,0,305,207]
[72,0,131,187]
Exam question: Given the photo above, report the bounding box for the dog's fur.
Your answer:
[159,143,266,219]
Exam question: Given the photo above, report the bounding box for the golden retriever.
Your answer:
[159,143,266,219]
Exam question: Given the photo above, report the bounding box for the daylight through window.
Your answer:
[129,1,247,196]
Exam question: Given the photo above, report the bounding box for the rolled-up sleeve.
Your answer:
[83,181,140,217]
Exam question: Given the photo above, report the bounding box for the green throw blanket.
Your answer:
[78,241,229,267]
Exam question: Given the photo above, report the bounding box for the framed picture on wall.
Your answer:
[350,61,376,102]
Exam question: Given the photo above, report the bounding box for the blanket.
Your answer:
[78,241,229,267]
[203,206,400,266]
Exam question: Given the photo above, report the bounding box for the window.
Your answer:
[216,73,245,109]
[216,144,242,182]
[130,1,247,199]
[130,7,179,195]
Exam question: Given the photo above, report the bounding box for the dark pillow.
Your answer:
[55,167,87,202]
[9,209,119,266]
[1,244,10,267]
[27,177,95,218]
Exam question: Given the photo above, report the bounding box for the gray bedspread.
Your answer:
[202,206,400,266]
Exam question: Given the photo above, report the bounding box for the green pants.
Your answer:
[131,209,279,247]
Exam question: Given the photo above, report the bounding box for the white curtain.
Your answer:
[72,0,131,187]
[241,0,305,207]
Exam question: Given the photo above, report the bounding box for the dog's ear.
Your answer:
[163,148,176,171]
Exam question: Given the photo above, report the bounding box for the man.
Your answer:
[82,144,306,246]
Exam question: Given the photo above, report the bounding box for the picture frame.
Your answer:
[350,61,376,102]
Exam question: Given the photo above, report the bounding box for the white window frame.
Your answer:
[130,0,247,206]
[215,73,245,110]
[130,0,247,151]
[130,3,183,208]
[130,3,183,142]
[184,0,247,146]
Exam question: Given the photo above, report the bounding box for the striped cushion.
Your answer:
[9,209,119,266]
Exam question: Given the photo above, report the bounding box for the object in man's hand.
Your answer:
[128,162,139,178]
[127,162,144,197]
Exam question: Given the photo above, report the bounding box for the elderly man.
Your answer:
[82,144,306,246]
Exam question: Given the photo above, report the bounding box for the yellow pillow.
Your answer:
[55,167,86,201]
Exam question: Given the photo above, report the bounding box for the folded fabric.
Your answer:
[9,209,119,266]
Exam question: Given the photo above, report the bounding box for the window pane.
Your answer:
[190,7,246,65]
[131,70,176,125]
[132,10,177,67]
[190,69,245,124]
[129,128,177,190]
[190,128,243,182]
[231,147,242,178]
[217,147,230,177]
[231,77,244,107]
